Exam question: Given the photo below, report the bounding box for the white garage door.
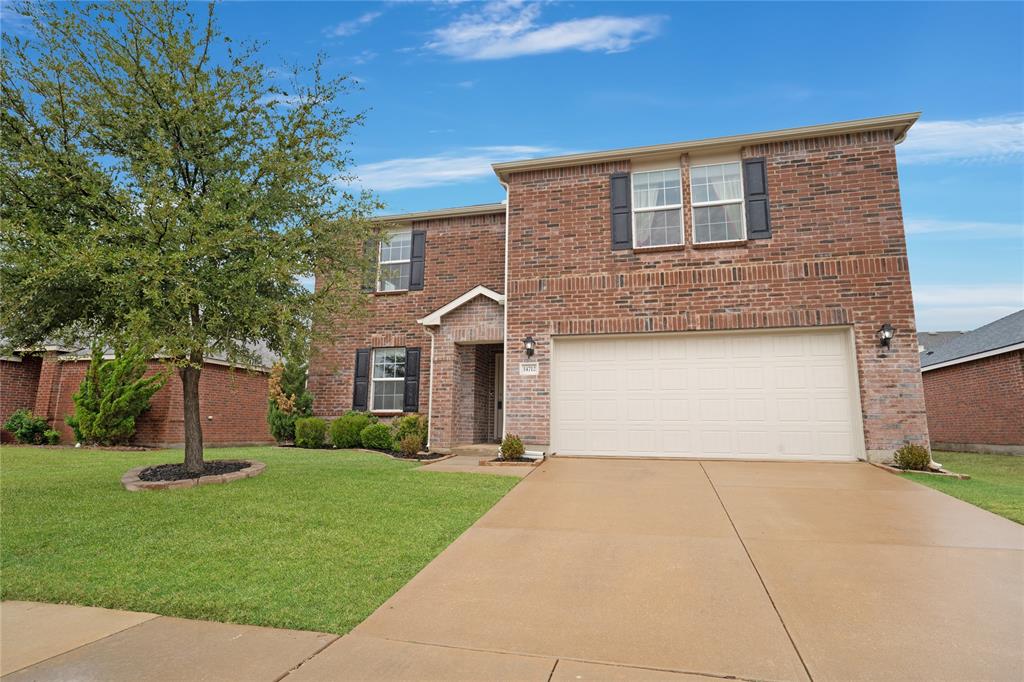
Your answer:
[551,328,863,460]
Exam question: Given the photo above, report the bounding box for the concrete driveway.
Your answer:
[291,458,1024,681]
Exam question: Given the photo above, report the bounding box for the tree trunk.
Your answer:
[180,361,204,473]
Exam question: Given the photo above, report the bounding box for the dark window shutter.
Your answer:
[403,347,421,412]
[409,231,426,291]
[743,158,772,240]
[610,173,632,250]
[353,348,370,411]
[361,240,377,292]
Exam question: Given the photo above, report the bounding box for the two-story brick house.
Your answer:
[309,113,929,462]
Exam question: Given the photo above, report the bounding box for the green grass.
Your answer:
[904,451,1024,524]
[0,446,517,633]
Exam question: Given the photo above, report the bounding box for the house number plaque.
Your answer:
[519,362,539,377]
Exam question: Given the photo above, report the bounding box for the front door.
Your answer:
[493,353,504,441]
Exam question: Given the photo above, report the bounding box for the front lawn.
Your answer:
[0,446,517,633]
[904,451,1024,524]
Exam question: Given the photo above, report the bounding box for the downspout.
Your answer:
[425,326,436,450]
[499,179,510,441]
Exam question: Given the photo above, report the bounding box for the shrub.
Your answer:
[43,429,61,445]
[267,356,313,444]
[894,443,931,471]
[69,345,167,445]
[3,409,51,444]
[294,417,327,448]
[360,422,394,451]
[398,434,423,457]
[330,411,377,449]
[500,433,525,459]
[392,413,428,449]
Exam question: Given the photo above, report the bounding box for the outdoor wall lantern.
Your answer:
[877,323,895,348]
[523,335,536,357]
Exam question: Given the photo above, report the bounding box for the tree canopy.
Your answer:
[1,1,380,470]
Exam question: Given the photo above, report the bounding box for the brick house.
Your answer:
[920,310,1024,455]
[0,347,274,447]
[310,113,930,462]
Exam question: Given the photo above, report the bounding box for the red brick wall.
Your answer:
[0,356,42,442]
[503,129,928,459]
[922,351,1024,448]
[33,357,272,447]
[309,211,506,422]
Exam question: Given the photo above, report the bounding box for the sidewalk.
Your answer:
[0,601,338,681]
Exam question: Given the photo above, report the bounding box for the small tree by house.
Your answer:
[267,355,313,444]
[67,345,168,445]
[1,1,380,472]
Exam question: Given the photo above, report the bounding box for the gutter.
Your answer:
[499,180,510,442]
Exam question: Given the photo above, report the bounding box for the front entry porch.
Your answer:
[417,286,506,453]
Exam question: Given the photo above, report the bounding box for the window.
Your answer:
[632,169,683,248]
[377,230,412,292]
[691,162,745,243]
[370,348,406,411]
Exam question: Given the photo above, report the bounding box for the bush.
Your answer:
[392,413,428,449]
[330,411,377,449]
[43,429,60,445]
[398,434,423,457]
[360,422,394,451]
[894,443,931,471]
[267,356,313,444]
[3,409,51,445]
[69,345,167,445]
[294,417,327,448]
[500,433,525,459]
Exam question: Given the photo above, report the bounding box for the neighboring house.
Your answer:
[920,310,1024,455]
[0,345,275,446]
[918,331,963,353]
[310,113,930,462]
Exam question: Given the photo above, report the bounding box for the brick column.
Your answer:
[32,351,65,426]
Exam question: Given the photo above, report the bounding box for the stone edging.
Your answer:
[479,457,544,468]
[121,461,266,491]
[869,461,970,480]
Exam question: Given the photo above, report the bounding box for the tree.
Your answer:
[267,354,313,444]
[1,1,380,472]
[67,345,168,445]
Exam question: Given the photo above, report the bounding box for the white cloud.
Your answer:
[326,11,381,38]
[426,0,664,60]
[352,50,378,65]
[354,145,555,190]
[905,218,1023,238]
[258,93,307,108]
[914,283,1024,331]
[900,114,1024,164]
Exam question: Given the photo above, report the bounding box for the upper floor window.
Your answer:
[632,169,683,248]
[371,347,406,411]
[691,162,745,244]
[377,229,412,292]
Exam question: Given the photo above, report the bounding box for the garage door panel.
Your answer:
[552,329,861,460]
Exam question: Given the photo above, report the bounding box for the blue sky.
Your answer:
[10,1,1024,331]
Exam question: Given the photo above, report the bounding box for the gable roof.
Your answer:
[493,112,920,178]
[416,285,504,326]
[920,309,1024,371]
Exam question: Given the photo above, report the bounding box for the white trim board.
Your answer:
[920,342,1024,372]
[417,285,505,326]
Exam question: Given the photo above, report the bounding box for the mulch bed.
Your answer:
[489,456,533,463]
[385,450,449,462]
[139,460,251,482]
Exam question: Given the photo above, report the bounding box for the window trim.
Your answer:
[630,167,684,249]
[690,160,747,245]
[376,229,412,293]
[369,347,406,413]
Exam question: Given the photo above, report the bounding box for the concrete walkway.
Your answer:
[4,459,1022,680]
